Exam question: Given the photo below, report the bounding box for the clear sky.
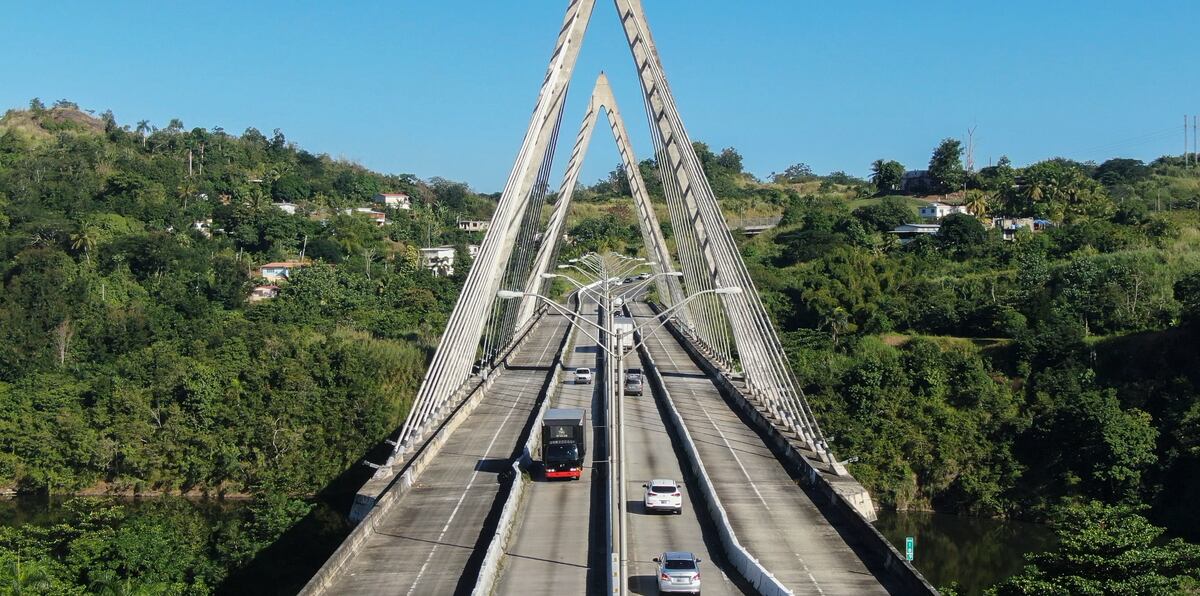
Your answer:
[2,1,1197,192]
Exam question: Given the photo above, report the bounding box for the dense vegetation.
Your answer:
[0,101,495,592]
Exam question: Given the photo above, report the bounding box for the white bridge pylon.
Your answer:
[390,0,840,474]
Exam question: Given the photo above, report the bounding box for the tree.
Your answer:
[853,196,914,232]
[70,225,99,263]
[1094,158,1151,186]
[929,138,964,194]
[28,98,46,113]
[964,190,990,218]
[135,121,151,148]
[773,163,815,184]
[992,502,1200,595]
[937,213,987,256]
[870,159,905,192]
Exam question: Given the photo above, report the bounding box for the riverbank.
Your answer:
[873,510,1056,594]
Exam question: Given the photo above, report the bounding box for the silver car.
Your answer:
[655,551,701,594]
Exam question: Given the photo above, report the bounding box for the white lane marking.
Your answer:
[405,321,564,594]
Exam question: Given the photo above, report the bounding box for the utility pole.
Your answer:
[1193,115,1197,167]
[966,125,977,173]
[1187,115,1190,166]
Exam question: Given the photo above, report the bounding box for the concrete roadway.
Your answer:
[621,327,748,596]
[631,302,895,596]
[496,301,606,595]
[321,312,572,595]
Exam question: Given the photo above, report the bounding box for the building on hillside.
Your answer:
[419,246,456,277]
[919,202,969,220]
[248,284,280,303]
[341,207,388,226]
[901,170,934,194]
[374,192,412,210]
[257,260,310,282]
[275,202,299,215]
[468,244,480,259]
[991,217,1052,241]
[888,223,941,245]
[457,219,490,232]
[192,219,213,238]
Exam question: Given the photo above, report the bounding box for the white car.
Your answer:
[643,479,682,514]
[574,367,593,384]
[655,551,701,594]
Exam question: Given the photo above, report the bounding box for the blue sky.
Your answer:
[2,1,1197,192]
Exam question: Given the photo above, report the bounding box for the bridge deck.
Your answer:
[623,324,745,596]
[495,302,604,595]
[321,313,571,595]
[631,303,895,596]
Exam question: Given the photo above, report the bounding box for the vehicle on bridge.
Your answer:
[614,316,635,351]
[654,551,702,594]
[625,367,643,396]
[542,408,587,480]
[574,367,593,384]
[643,479,682,514]
[625,375,643,396]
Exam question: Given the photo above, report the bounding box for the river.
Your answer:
[874,510,1057,594]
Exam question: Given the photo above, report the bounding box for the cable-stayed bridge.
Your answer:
[300,1,936,594]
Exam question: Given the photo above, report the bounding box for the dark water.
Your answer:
[874,511,1056,595]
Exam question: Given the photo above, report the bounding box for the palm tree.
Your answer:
[70,225,98,263]
[870,159,886,189]
[135,120,150,148]
[965,191,990,218]
[1,556,53,594]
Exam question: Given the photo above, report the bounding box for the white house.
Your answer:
[275,202,299,215]
[889,223,941,245]
[419,246,456,277]
[374,192,412,210]
[457,219,490,232]
[257,260,310,282]
[919,202,969,220]
[468,244,480,259]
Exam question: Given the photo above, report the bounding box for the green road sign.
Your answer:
[905,536,914,561]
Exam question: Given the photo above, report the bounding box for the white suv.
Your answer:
[574,367,593,384]
[643,479,682,514]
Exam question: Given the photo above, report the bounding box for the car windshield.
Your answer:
[664,559,696,571]
[546,443,579,462]
[650,485,675,494]
[576,369,590,374]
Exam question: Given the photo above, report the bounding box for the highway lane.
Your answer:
[622,328,747,596]
[631,302,895,595]
[321,312,572,595]
[495,300,606,595]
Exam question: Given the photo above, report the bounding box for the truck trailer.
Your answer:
[542,408,587,480]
